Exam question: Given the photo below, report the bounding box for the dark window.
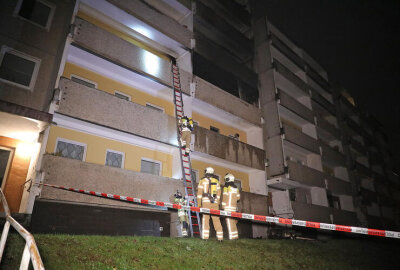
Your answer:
[114,92,130,101]
[289,189,296,201]
[18,0,53,28]
[327,192,341,209]
[210,126,219,133]
[0,50,37,88]
[71,75,96,88]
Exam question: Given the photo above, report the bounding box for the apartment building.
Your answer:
[1,0,398,237]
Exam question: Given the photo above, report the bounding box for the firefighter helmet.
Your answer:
[224,173,235,183]
[205,167,214,175]
[174,190,182,198]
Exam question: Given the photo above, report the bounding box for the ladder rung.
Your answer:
[184,167,190,170]
[194,232,200,234]
[176,104,182,107]
[192,224,199,226]
[187,187,192,189]
[186,180,191,183]
[188,194,193,196]
[191,216,197,218]
[183,160,189,163]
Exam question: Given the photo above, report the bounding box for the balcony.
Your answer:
[193,76,261,126]
[326,175,352,195]
[355,162,373,178]
[316,116,340,139]
[310,91,336,116]
[291,201,331,223]
[73,18,187,91]
[306,66,330,92]
[273,60,308,95]
[193,126,265,170]
[270,33,305,71]
[350,138,367,156]
[238,192,268,215]
[360,187,377,203]
[287,161,325,188]
[40,155,182,209]
[331,208,357,226]
[106,0,193,48]
[283,124,320,154]
[58,78,177,144]
[278,89,314,123]
[320,142,346,167]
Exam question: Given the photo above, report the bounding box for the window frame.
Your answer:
[140,157,162,176]
[114,90,131,101]
[14,0,56,31]
[0,46,41,91]
[191,169,199,183]
[105,149,125,169]
[145,102,165,113]
[0,146,14,191]
[70,74,98,88]
[54,137,87,161]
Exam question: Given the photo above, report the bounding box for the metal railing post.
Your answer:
[0,189,45,269]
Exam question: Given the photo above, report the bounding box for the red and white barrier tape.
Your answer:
[41,183,400,239]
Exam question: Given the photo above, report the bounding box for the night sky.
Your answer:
[260,0,400,171]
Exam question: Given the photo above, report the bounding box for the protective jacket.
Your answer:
[221,182,240,240]
[197,175,223,240]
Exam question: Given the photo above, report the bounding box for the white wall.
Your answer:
[249,171,267,195]
[339,195,354,212]
[310,187,328,207]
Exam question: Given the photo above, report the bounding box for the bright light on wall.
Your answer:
[132,25,153,39]
[143,51,160,77]
[8,131,39,143]
[16,142,38,159]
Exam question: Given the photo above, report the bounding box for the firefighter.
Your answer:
[174,190,189,237]
[197,167,223,241]
[222,173,240,240]
[179,116,194,156]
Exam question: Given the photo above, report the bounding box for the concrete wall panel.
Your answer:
[194,76,261,126]
[58,78,177,144]
[327,176,352,195]
[40,155,183,209]
[287,161,325,188]
[193,126,264,170]
[278,90,314,123]
[266,136,285,177]
[73,18,172,86]
[331,208,357,226]
[291,201,331,223]
[107,0,192,48]
[283,123,320,154]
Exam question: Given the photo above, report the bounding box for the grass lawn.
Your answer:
[2,233,399,269]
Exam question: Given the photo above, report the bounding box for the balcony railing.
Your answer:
[0,189,44,269]
[282,123,320,154]
[331,208,357,226]
[325,175,352,195]
[40,155,182,208]
[194,76,261,126]
[270,34,305,71]
[193,126,265,170]
[306,65,330,91]
[287,161,325,188]
[310,90,336,116]
[291,201,331,223]
[58,78,177,145]
[320,142,346,167]
[278,89,314,123]
[273,60,308,94]
[73,17,176,89]
[315,116,340,139]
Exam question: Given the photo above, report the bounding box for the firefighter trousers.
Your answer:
[201,202,223,240]
[226,218,239,240]
[180,130,191,152]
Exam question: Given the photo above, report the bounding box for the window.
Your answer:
[71,75,97,88]
[105,150,124,169]
[140,158,161,176]
[146,103,164,113]
[15,0,56,30]
[114,91,131,101]
[0,46,41,90]
[210,126,219,133]
[327,191,341,209]
[0,147,13,190]
[55,138,86,161]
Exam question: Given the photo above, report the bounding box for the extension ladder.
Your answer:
[172,63,201,237]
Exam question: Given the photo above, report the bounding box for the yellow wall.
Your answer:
[46,125,173,178]
[63,62,175,117]
[191,159,249,192]
[192,112,247,143]
[77,12,170,61]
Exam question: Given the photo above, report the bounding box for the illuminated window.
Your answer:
[0,46,41,90]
